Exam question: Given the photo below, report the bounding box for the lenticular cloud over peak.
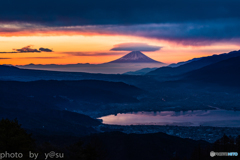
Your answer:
[110,43,162,52]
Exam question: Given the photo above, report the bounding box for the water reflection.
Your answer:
[98,110,240,127]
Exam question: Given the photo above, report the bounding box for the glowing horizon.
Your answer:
[1,33,239,66]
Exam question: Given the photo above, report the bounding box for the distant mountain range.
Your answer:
[108,51,163,63]
[147,50,240,76]
[16,51,165,74]
[167,57,203,67]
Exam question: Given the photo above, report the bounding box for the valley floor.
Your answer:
[96,125,240,143]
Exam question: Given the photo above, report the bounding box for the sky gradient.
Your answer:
[1,0,240,65]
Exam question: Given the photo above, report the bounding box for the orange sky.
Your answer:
[0,34,240,65]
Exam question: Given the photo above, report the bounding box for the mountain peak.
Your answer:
[109,51,163,63]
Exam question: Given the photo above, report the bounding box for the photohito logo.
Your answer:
[210,151,238,157]
[210,151,215,157]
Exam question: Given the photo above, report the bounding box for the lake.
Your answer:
[98,110,240,127]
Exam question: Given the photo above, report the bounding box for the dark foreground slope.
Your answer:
[2,118,239,160]
[81,131,210,160]
[0,107,101,137]
[184,56,240,87]
[147,50,240,76]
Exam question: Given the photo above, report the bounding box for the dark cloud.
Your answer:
[59,20,240,46]
[110,43,162,51]
[63,52,124,56]
[13,45,40,53]
[105,21,240,46]
[0,46,54,53]
[0,0,240,25]
[39,48,53,52]
[0,58,11,59]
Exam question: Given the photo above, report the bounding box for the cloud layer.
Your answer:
[1,0,240,46]
[0,0,240,25]
[1,20,240,46]
[110,43,162,51]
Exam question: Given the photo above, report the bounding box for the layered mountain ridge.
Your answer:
[147,50,240,76]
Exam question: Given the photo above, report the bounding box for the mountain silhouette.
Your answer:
[184,55,240,87]
[109,51,163,63]
[147,50,240,76]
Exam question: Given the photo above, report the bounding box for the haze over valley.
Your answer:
[17,51,166,74]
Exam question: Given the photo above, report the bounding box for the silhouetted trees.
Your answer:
[0,118,104,160]
[0,118,35,159]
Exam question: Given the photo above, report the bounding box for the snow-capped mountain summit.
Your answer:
[109,51,163,63]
